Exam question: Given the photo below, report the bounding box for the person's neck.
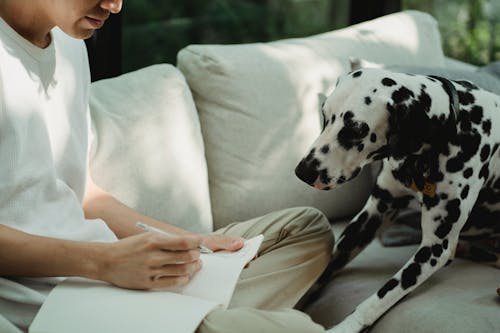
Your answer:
[0,0,53,48]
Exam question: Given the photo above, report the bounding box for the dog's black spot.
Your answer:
[393,195,414,209]
[320,144,330,154]
[457,110,472,132]
[365,97,372,105]
[480,145,490,162]
[344,111,354,121]
[373,184,413,210]
[370,133,377,143]
[446,132,481,172]
[331,114,336,125]
[322,251,350,278]
[348,167,362,181]
[392,86,415,104]
[415,247,431,263]
[445,199,461,224]
[479,163,489,180]
[357,143,364,152]
[401,262,421,289]
[378,278,399,298]
[337,214,381,252]
[482,119,491,136]
[435,223,452,239]
[382,78,397,86]
[319,168,331,184]
[430,259,437,266]
[463,168,473,178]
[440,193,448,200]
[461,185,470,200]
[458,91,475,105]
[353,70,362,78]
[305,148,315,162]
[423,195,441,210]
[337,175,346,184]
[470,106,483,124]
[338,113,370,150]
[377,201,388,213]
[373,88,377,93]
[431,244,443,257]
[443,239,449,249]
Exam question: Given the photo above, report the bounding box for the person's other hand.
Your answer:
[97,232,202,290]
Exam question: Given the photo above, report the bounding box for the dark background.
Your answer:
[85,0,500,82]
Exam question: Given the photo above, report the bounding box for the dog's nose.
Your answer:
[295,159,320,185]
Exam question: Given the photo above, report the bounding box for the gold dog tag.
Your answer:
[410,180,436,197]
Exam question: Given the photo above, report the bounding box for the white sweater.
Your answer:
[0,18,117,331]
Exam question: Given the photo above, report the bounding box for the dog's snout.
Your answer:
[295,159,320,185]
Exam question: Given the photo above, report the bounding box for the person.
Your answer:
[0,1,334,332]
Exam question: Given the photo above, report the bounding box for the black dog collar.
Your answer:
[428,75,459,124]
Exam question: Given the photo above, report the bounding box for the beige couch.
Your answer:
[89,10,500,332]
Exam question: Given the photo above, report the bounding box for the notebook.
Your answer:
[29,234,264,333]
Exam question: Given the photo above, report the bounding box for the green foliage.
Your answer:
[122,0,345,72]
[403,0,500,65]
[122,0,499,72]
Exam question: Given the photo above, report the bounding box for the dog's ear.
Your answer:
[318,93,328,131]
[386,97,432,158]
[386,102,410,157]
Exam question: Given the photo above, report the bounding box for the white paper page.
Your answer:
[29,279,218,333]
[29,234,264,333]
[175,234,264,307]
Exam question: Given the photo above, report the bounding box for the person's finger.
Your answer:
[204,235,245,251]
[150,275,191,289]
[145,233,202,251]
[152,260,202,277]
[150,261,203,289]
[146,250,200,267]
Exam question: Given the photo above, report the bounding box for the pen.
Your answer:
[136,221,213,254]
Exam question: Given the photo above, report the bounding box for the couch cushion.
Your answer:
[304,225,500,332]
[89,64,213,233]
[177,10,446,228]
[351,57,500,96]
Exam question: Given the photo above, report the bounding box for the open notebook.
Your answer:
[29,234,264,333]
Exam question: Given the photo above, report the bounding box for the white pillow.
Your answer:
[177,10,446,228]
[89,64,213,233]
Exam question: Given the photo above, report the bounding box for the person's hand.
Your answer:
[200,234,245,252]
[96,232,203,290]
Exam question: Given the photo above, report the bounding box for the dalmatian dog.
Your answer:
[295,68,500,333]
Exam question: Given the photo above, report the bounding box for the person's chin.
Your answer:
[69,28,95,40]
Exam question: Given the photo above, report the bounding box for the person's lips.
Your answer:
[85,15,108,29]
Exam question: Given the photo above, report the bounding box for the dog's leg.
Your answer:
[304,165,414,305]
[327,180,485,333]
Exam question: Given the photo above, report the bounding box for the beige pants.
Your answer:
[0,207,333,333]
[198,207,334,333]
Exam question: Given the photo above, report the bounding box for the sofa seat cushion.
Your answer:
[89,64,213,233]
[304,224,500,332]
[177,10,446,228]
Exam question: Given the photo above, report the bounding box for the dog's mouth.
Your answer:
[313,178,334,190]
